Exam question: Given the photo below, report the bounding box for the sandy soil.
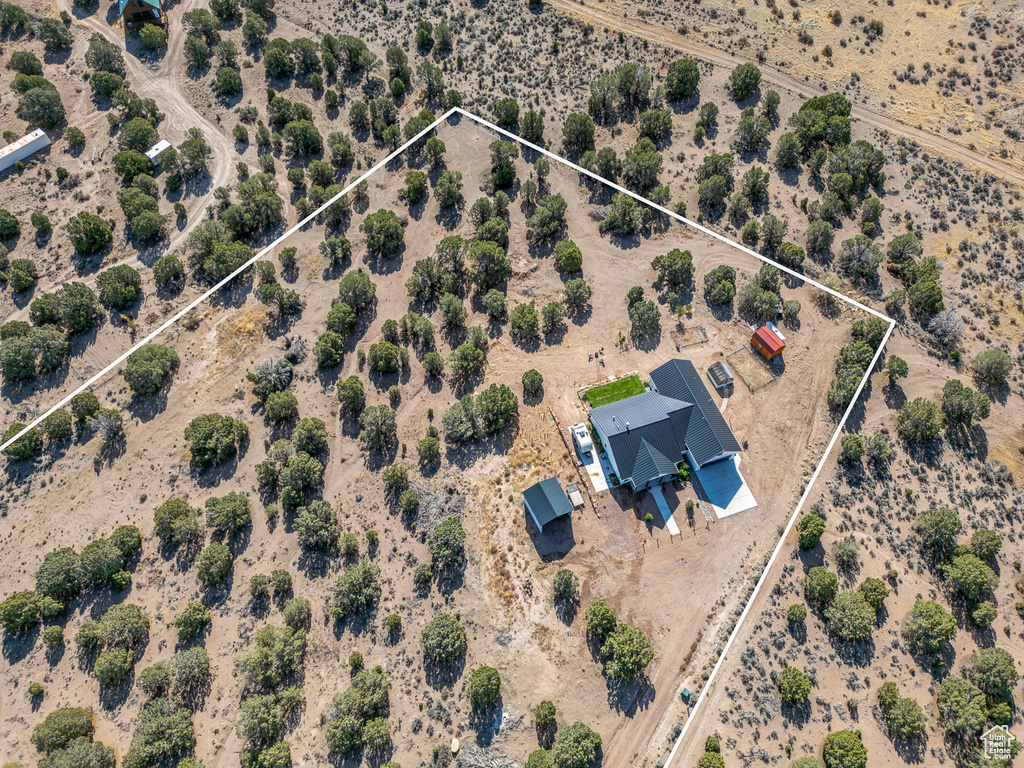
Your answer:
[550,0,1024,177]
[1,0,1023,766]
[672,323,1024,768]
[0,118,863,768]
[5,0,1022,439]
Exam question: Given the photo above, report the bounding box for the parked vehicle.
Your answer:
[571,423,594,456]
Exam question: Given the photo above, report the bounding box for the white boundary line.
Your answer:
[0,107,461,453]
[456,108,895,767]
[458,108,891,324]
[2,110,895,766]
[662,320,894,768]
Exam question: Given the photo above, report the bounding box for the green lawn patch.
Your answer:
[586,375,645,408]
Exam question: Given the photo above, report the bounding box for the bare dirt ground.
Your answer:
[0,118,862,768]
[2,0,1023,765]
[548,0,1024,178]
[0,0,234,427]
[4,0,1022,436]
[672,323,1024,768]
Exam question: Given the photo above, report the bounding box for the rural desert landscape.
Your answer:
[0,0,1021,767]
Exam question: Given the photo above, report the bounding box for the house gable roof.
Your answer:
[632,439,679,487]
[523,477,573,528]
[649,359,742,466]
[708,361,733,389]
[590,391,692,481]
[753,326,785,355]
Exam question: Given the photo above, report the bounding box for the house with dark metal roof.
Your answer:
[589,360,741,490]
[523,477,573,531]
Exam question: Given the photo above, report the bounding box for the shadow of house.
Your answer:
[633,480,692,530]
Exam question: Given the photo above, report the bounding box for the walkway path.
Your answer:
[650,484,681,535]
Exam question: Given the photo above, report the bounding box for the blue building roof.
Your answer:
[632,440,679,488]
[588,360,742,488]
[590,391,692,483]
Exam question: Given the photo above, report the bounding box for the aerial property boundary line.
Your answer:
[1,106,890,456]
[464,109,898,766]
[0,106,460,455]
[462,107,891,324]
[452,110,897,768]
[0,111,895,766]
[661,322,893,768]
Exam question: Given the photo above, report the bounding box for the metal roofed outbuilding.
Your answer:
[0,129,51,173]
[707,361,734,390]
[523,477,573,531]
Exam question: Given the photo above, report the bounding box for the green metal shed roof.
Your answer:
[523,477,572,529]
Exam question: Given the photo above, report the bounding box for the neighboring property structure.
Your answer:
[523,477,573,532]
[589,359,742,490]
[751,322,786,361]
[145,139,172,166]
[0,129,51,173]
[118,0,167,28]
[707,361,734,390]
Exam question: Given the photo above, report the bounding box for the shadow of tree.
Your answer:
[423,654,466,691]
[605,673,656,716]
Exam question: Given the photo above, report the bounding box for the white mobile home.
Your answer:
[145,139,173,166]
[0,129,51,173]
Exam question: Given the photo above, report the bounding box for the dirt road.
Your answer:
[2,1,236,324]
[547,0,1024,186]
[59,0,235,256]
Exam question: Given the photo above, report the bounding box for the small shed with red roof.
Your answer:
[751,324,785,360]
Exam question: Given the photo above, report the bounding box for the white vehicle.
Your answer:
[571,423,594,456]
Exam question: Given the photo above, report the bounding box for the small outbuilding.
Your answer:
[0,129,51,173]
[118,0,167,29]
[707,361,734,390]
[145,139,172,166]
[523,477,573,532]
[751,323,785,361]
[566,483,585,510]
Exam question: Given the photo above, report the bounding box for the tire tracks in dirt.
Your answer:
[63,0,235,251]
[3,3,234,325]
[547,0,1024,187]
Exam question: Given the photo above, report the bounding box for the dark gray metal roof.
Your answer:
[523,477,573,528]
[632,439,679,487]
[590,392,692,481]
[649,359,742,467]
